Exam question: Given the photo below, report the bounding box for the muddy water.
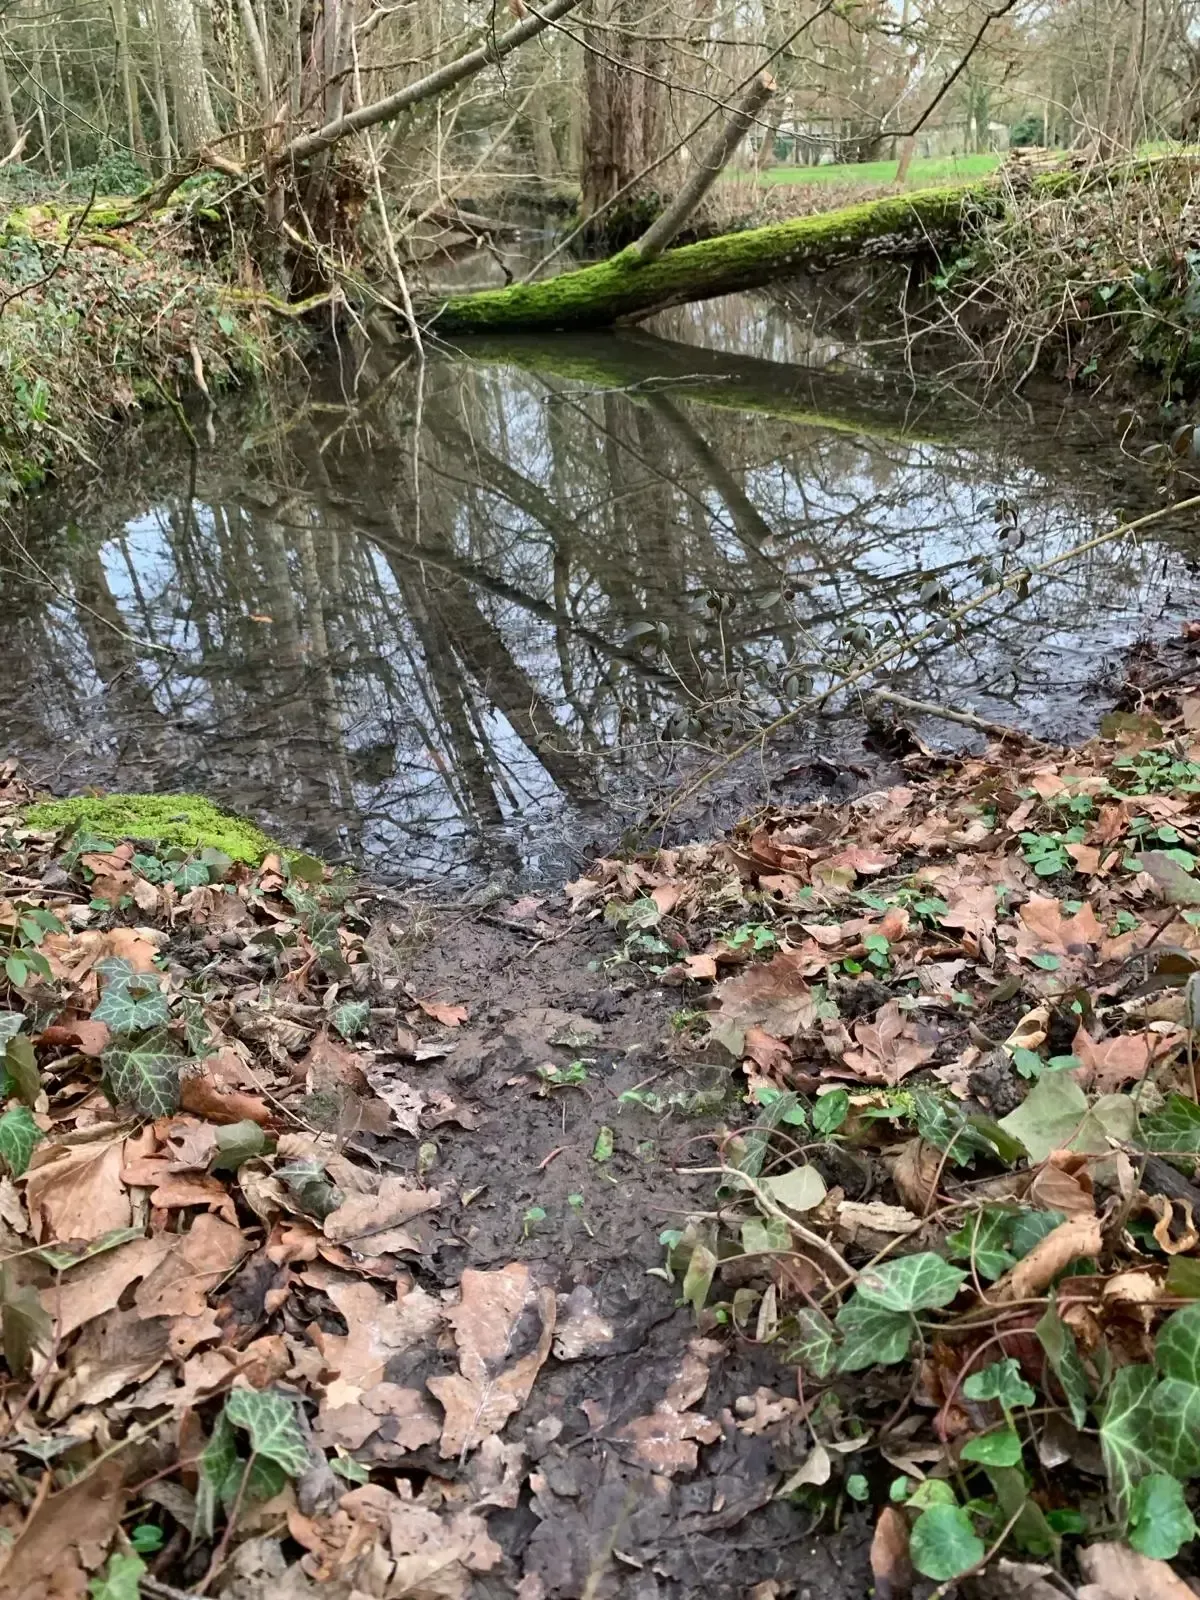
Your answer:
[4,298,1200,881]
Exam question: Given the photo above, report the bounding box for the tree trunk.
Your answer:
[158,0,218,148]
[896,135,915,182]
[149,0,175,170]
[0,36,19,154]
[424,182,980,333]
[579,0,670,215]
[111,0,148,159]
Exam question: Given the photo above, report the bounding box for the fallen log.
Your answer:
[421,181,987,334]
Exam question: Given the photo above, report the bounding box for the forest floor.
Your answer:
[5,626,1200,1597]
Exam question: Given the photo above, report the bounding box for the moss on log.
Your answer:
[424,182,987,334]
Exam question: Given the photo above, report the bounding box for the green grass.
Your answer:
[745,152,1004,188]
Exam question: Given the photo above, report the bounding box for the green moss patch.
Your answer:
[23,793,278,864]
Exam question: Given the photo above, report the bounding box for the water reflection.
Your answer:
[2,311,1199,881]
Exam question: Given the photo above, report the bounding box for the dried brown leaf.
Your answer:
[23,1134,131,1244]
[995,1214,1103,1302]
[322,1174,440,1255]
[1077,1542,1197,1599]
[427,1262,555,1456]
[0,1459,124,1600]
[870,1505,913,1600]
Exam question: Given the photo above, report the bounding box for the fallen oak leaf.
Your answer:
[1072,1025,1172,1094]
[0,1458,125,1600]
[428,1262,555,1457]
[23,1132,131,1243]
[1077,1541,1197,1599]
[322,1174,440,1255]
[416,998,468,1027]
[842,1001,936,1087]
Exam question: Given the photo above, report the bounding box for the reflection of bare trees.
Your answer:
[0,329,1197,880]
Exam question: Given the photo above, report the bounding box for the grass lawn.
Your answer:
[747,152,1004,187]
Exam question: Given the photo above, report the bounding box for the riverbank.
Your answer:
[0,194,312,497]
[5,626,1200,1596]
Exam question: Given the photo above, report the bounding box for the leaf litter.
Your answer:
[13,644,1200,1596]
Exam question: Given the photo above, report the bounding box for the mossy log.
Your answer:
[422,183,990,334]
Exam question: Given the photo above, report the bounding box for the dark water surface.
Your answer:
[5,297,1200,882]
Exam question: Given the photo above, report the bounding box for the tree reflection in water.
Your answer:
[1,316,1198,882]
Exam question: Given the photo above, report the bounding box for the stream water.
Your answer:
[4,294,1200,883]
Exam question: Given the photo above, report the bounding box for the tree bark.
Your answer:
[0,36,19,154]
[235,0,272,117]
[579,0,669,216]
[110,0,148,160]
[630,73,774,263]
[424,182,980,333]
[281,0,583,163]
[158,0,218,149]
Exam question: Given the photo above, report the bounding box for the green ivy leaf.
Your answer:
[846,1473,869,1502]
[910,1089,997,1166]
[332,1000,370,1040]
[0,1105,43,1176]
[196,1410,240,1538]
[682,1243,717,1313]
[4,1034,39,1106]
[835,1297,913,1371]
[740,1215,791,1255]
[1129,1473,1198,1560]
[1140,1093,1200,1156]
[960,1426,1023,1467]
[276,1158,340,1219]
[179,997,216,1058]
[34,1226,145,1271]
[963,1358,1037,1408]
[223,1387,310,1477]
[1101,1363,1159,1519]
[0,1263,51,1375]
[93,976,170,1033]
[1150,1378,1200,1479]
[1036,1299,1089,1428]
[998,1071,1089,1164]
[812,1089,848,1134]
[789,1307,838,1380]
[209,1120,267,1172]
[908,1478,956,1510]
[1009,1208,1067,1257]
[946,1206,1018,1281]
[855,1253,966,1313]
[909,1504,985,1582]
[1157,1303,1200,1385]
[87,1553,145,1600]
[102,1030,183,1117]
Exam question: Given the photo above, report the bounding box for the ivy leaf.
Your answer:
[1140,1093,1200,1156]
[102,1031,183,1117]
[87,1553,145,1600]
[961,1426,1023,1467]
[909,1504,985,1582]
[93,977,170,1033]
[1101,1363,1159,1519]
[276,1158,340,1220]
[946,1206,1018,1281]
[223,1387,310,1477]
[331,999,370,1041]
[998,1070,1089,1164]
[0,1105,43,1176]
[963,1357,1037,1409]
[196,1412,238,1539]
[910,1089,997,1166]
[1157,1302,1200,1385]
[179,997,216,1058]
[812,1089,848,1135]
[835,1297,913,1371]
[740,1215,791,1255]
[35,1226,145,1271]
[0,1012,24,1047]
[1036,1299,1089,1428]
[855,1253,966,1314]
[1150,1378,1200,1479]
[0,1264,51,1375]
[1129,1473,1199,1560]
[209,1120,267,1172]
[1009,1207,1067,1257]
[789,1307,838,1380]
[5,1034,39,1105]
[682,1243,717,1313]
